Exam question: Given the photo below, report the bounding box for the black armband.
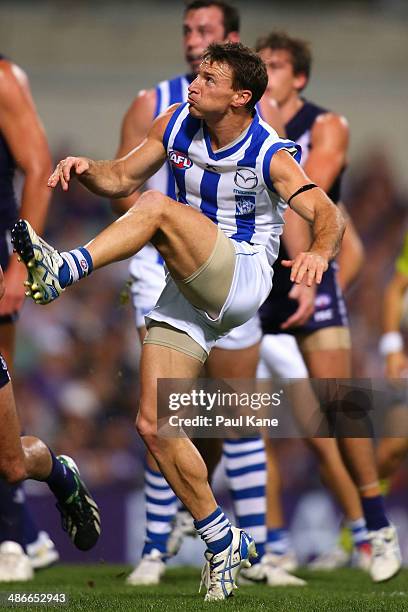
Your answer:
[287,183,318,206]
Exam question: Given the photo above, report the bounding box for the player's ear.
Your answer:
[232,89,252,109]
[294,72,307,92]
[226,31,240,43]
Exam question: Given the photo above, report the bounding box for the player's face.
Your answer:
[183,7,229,75]
[187,60,236,118]
[258,48,305,106]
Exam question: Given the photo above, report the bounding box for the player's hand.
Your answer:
[280,282,316,330]
[0,256,26,315]
[385,351,408,379]
[282,251,328,286]
[48,156,90,191]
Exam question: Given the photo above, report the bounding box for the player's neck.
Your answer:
[206,111,253,151]
[279,94,304,125]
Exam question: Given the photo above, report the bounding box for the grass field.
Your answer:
[0,565,407,611]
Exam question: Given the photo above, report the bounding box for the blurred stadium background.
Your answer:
[1,0,408,566]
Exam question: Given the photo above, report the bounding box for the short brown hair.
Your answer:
[184,1,240,37]
[203,42,267,112]
[256,31,312,84]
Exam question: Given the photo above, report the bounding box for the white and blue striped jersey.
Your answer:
[145,75,191,199]
[163,102,301,265]
[130,74,190,269]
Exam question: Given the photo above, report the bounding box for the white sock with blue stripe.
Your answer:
[223,437,266,563]
[194,507,233,554]
[59,247,93,288]
[266,528,291,555]
[347,517,369,547]
[142,466,177,557]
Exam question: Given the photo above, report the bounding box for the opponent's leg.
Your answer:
[301,337,400,581]
[0,376,100,552]
[0,321,48,567]
[377,437,408,480]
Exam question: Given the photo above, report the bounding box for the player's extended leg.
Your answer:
[300,335,401,581]
[136,342,257,600]
[12,191,224,307]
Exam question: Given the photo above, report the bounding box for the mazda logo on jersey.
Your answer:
[234,167,258,190]
[169,150,193,169]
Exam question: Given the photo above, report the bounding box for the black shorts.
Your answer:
[0,352,10,389]
[260,261,348,335]
[0,229,19,325]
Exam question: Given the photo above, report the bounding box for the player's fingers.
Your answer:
[75,159,89,175]
[280,310,303,329]
[63,158,75,182]
[289,258,302,281]
[293,261,309,284]
[307,265,317,287]
[281,259,293,268]
[47,168,60,187]
[59,165,69,191]
[314,262,327,285]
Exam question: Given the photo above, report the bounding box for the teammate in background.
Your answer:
[112,1,301,588]
[14,41,344,600]
[255,31,400,582]
[0,55,57,578]
[377,233,408,476]
[0,264,101,581]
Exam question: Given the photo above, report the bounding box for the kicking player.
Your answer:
[112,1,299,588]
[0,54,58,577]
[14,42,344,601]
[377,232,408,475]
[0,264,100,581]
[255,31,400,582]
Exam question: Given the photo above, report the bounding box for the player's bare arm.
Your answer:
[306,114,364,290]
[0,59,52,315]
[336,202,364,290]
[305,112,349,191]
[278,113,349,320]
[381,271,408,378]
[259,96,316,327]
[270,149,345,286]
[282,114,348,257]
[111,88,157,215]
[48,105,178,197]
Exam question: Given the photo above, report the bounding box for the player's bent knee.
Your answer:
[135,411,157,440]
[0,461,27,484]
[133,190,167,218]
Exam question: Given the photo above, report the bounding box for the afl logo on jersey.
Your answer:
[169,150,193,170]
[315,294,332,309]
[234,168,258,190]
